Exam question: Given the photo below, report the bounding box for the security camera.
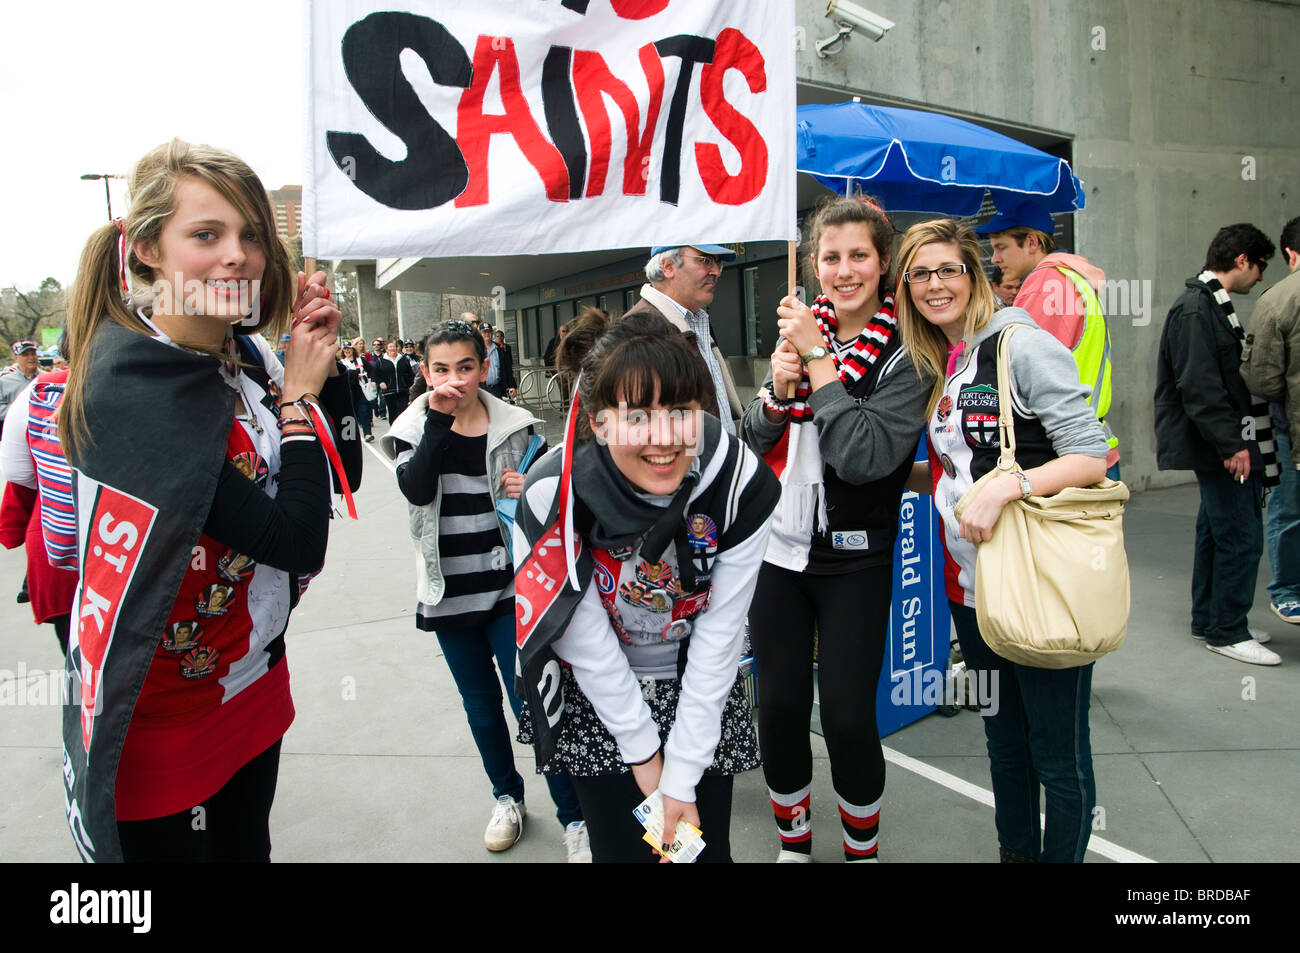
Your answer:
[825,1,896,41]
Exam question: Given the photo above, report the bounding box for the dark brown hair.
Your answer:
[558,307,712,439]
[805,194,895,291]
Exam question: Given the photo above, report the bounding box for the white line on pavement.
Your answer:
[882,745,1156,864]
[364,435,396,474]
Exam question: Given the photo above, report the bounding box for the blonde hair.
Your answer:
[61,139,294,456]
[894,218,999,418]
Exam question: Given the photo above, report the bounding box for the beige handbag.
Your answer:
[953,324,1130,669]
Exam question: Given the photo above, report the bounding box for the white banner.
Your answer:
[305,0,795,259]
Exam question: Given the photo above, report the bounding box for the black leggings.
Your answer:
[116,739,282,863]
[568,773,735,863]
[749,562,891,847]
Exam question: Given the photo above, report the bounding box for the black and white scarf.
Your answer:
[1197,271,1280,487]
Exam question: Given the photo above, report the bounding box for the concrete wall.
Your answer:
[797,0,1300,489]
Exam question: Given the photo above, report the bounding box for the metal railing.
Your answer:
[514,367,568,411]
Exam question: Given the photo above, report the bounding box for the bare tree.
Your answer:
[0,278,66,347]
[331,269,362,342]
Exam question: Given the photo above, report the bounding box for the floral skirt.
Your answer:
[517,664,760,778]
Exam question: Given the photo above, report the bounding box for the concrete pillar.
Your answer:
[354,264,392,342]
[396,292,442,341]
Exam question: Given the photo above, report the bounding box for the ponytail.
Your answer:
[60,223,143,458]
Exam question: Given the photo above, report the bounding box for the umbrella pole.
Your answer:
[785,241,799,399]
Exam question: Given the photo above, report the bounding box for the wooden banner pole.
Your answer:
[785,240,798,399]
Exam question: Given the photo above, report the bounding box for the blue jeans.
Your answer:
[1192,470,1263,645]
[1266,431,1300,605]
[353,390,373,437]
[949,602,1096,863]
[435,612,582,826]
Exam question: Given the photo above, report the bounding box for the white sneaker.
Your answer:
[485,795,526,851]
[563,820,592,863]
[776,848,813,863]
[1207,639,1281,666]
[1247,625,1272,644]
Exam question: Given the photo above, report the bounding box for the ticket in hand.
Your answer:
[632,790,706,863]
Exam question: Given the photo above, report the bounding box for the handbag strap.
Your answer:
[993,324,1031,473]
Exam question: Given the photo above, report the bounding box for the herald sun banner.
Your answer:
[305,0,796,259]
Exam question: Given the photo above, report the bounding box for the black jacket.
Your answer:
[1155,278,1261,472]
[372,353,415,397]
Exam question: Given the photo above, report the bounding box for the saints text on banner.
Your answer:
[305,0,796,259]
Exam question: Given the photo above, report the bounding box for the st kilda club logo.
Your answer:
[957,384,1000,450]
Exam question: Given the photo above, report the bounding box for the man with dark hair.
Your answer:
[366,337,388,421]
[988,266,1021,309]
[1155,223,1279,665]
[1238,216,1300,625]
[492,329,516,402]
[623,243,743,433]
[979,200,1118,476]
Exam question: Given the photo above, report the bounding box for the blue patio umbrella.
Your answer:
[797,101,1085,216]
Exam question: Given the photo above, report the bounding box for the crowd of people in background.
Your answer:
[1,134,1297,864]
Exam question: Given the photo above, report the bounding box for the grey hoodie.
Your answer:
[959,307,1109,460]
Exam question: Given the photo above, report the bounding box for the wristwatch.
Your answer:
[800,344,830,364]
[1014,470,1033,499]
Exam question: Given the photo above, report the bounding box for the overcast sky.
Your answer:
[1,0,308,291]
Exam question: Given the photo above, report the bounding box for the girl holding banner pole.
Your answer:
[740,196,931,862]
[59,139,361,862]
[515,309,779,862]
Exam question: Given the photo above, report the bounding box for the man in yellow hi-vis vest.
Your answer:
[978,200,1119,478]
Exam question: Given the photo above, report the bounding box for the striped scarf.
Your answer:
[787,294,896,423]
[1197,271,1280,487]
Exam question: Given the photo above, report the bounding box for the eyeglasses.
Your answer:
[1254,259,1269,276]
[685,255,722,273]
[902,263,969,284]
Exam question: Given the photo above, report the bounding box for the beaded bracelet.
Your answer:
[761,387,793,415]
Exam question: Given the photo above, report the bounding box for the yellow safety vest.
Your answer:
[1056,266,1117,451]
